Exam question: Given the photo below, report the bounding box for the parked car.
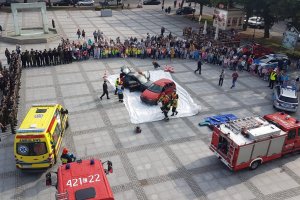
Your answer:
[237,43,273,58]
[273,85,298,112]
[287,26,300,41]
[121,66,152,92]
[176,6,195,15]
[77,0,94,6]
[1,0,19,6]
[99,0,122,7]
[252,54,290,70]
[53,0,77,6]
[37,0,51,6]
[143,0,160,5]
[140,79,176,105]
[247,16,265,28]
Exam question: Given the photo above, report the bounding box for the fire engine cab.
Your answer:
[210,112,300,171]
[46,159,114,200]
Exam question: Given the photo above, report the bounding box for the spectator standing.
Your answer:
[161,26,165,36]
[97,29,101,41]
[194,59,202,74]
[76,29,81,39]
[52,19,55,29]
[5,48,10,65]
[82,29,86,40]
[218,69,225,86]
[174,0,177,8]
[100,80,110,100]
[93,30,98,42]
[230,71,239,89]
[0,25,3,35]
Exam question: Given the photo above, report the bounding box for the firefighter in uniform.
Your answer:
[158,93,171,121]
[60,148,76,164]
[53,48,59,66]
[171,94,178,116]
[48,48,53,66]
[39,50,44,66]
[43,49,49,66]
[35,50,40,67]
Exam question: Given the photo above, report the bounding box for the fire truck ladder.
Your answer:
[56,191,69,200]
[229,117,262,134]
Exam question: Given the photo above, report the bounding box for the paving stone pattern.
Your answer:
[0,9,300,200]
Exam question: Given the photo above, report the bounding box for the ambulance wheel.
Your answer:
[250,160,261,170]
[66,120,69,129]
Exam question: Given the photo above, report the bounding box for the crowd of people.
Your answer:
[0,26,296,126]
[3,27,243,70]
[0,53,22,137]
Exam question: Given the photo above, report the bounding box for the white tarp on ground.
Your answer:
[107,70,200,124]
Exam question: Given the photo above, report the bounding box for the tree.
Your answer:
[196,0,211,16]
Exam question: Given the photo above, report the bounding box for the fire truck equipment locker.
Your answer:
[267,137,286,156]
[236,144,253,165]
[250,140,270,160]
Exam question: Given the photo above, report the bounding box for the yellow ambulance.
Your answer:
[14,104,69,169]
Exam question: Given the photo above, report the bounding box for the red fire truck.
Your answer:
[210,112,300,171]
[46,159,114,200]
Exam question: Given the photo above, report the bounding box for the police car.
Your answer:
[252,54,289,70]
[273,84,299,112]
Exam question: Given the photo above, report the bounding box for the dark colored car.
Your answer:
[37,0,51,6]
[176,6,195,15]
[53,0,78,6]
[1,0,19,7]
[143,0,160,5]
[140,79,176,105]
[121,66,152,92]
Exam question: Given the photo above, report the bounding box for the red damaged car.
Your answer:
[140,78,176,105]
[238,43,273,58]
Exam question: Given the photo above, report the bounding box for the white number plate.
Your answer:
[66,174,101,187]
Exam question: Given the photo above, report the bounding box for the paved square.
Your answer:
[69,111,105,132]
[73,130,116,156]
[153,118,196,141]
[127,148,177,180]
[1,8,300,200]
[169,140,219,170]
[202,94,240,109]
[143,179,197,200]
[114,124,158,148]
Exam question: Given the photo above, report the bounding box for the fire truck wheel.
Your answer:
[250,160,261,170]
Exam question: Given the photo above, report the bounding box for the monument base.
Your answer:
[0,27,60,44]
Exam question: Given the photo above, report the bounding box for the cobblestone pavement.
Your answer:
[0,8,300,200]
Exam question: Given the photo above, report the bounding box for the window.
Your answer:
[279,96,298,104]
[288,129,296,140]
[36,109,47,113]
[52,125,61,146]
[17,142,47,156]
[148,83,163,93]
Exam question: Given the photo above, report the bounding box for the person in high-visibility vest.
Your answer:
[171,94,178,116]
[114,77,120,95]
[268,70,277,89]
